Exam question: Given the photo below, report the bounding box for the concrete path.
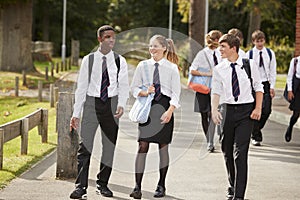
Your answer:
[0,69,300,200]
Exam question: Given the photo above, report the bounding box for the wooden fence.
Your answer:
[0,108,48,170]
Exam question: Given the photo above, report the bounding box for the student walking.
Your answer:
[189,30,222,152]
[284,56,300,142]
[246,30,277,146]
[129,35,181,199]
[69,25,129,199]
[211,34,263,200]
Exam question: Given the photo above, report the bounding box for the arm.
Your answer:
[250,91,263,120]
[269,50,277,98]
[211,94,222,125]
[287,58,295,100]
[70,55,90,130]
[115,56,130,118]
[161,65,181,124]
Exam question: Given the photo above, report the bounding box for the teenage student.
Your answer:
[189,30,222,152]
[129,34,181,199]
[284,56,300,142]
[246,30,277,146]
[69,25,129,199]
[211,34,263,200]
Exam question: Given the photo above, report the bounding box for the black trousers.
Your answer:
[221,103,254,199]
[252,81,272,141]
[75,95,119,189]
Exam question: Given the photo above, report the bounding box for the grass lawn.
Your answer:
[0,58,78,189]
[0,96,57,189]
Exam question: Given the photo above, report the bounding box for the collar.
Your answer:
[150,57,165,66]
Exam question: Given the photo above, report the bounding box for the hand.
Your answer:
[70,117,80,132]
[114,106,124,118]
[212,109,222,125]
[288,91,294,101]
[250,107,261,121]
[270,89,275,98]
[160,110,172,124]
[147,85,155,94]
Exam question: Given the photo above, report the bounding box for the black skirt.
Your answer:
[138,95,174,144]
[194,92,211,113]
[289,82,300,111]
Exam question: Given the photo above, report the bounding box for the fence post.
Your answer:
[0,129,4,170]
[51,63,54,78]
[50,84,54,108]
[56,92,78,178]
[22,70,27,86]
[38,80,43,102]
[41,109,48,143]
[45,66,49,81]
[15,76,19,97]
[21,118,29,155]
[54,87,59,106]
[56,62,59,73]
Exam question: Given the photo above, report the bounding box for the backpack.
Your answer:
[88,52,120,83]
[249,48,272,61]
[242,58,255,99]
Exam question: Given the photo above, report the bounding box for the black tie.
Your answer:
[153,63,161,101]
[259,51,264,67]
[213,51,218,66]
[100,56,109,102]
[231,63,240,102]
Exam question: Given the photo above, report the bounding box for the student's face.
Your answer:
[98,30,116,51]
[219,42,236,59]
[149,39,166,61]
[253,38,265,50]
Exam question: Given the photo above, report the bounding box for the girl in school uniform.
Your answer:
[129,35,181,199]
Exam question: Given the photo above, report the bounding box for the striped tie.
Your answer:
[153,63,161,101]
[231,63,240,102]
[259,51,264,67]
[100,56,110,102]
[213,51,218,66]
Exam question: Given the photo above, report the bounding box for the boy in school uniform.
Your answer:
[211,34,263,200]
[246,30,277,146]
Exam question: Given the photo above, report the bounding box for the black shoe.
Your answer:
[96,184,113,197]
[153,185,166,198]
[70,187,87,199]
[251,139,261,146]
[226,187,234,200]
[130,186,142,199]
[208,146,215,153]
[285,126,292,142]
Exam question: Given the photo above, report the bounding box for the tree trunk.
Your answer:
[189,0,206,61]
[0,0,34,72]
[246,5,261,45]
[295,0,300,57]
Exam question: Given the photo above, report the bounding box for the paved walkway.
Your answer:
[0,69,300,200]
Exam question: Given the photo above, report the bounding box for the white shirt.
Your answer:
[212,56,264,104]
[190,47,222,73]
[287,56,300,91]
[72,49,129,118]
[131,58,181,108]
[246,47,277,89]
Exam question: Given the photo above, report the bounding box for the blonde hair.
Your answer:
[150,35,180,68]
[205,30,222,49]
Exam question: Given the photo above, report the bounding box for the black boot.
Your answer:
[285,126,293,142]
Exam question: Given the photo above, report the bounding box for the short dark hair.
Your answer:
[219,34,240,53]
[97,25,115,37]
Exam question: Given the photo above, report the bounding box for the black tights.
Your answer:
[201,112,211,135]
[289,111,300,128]
[135,141,169,188]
